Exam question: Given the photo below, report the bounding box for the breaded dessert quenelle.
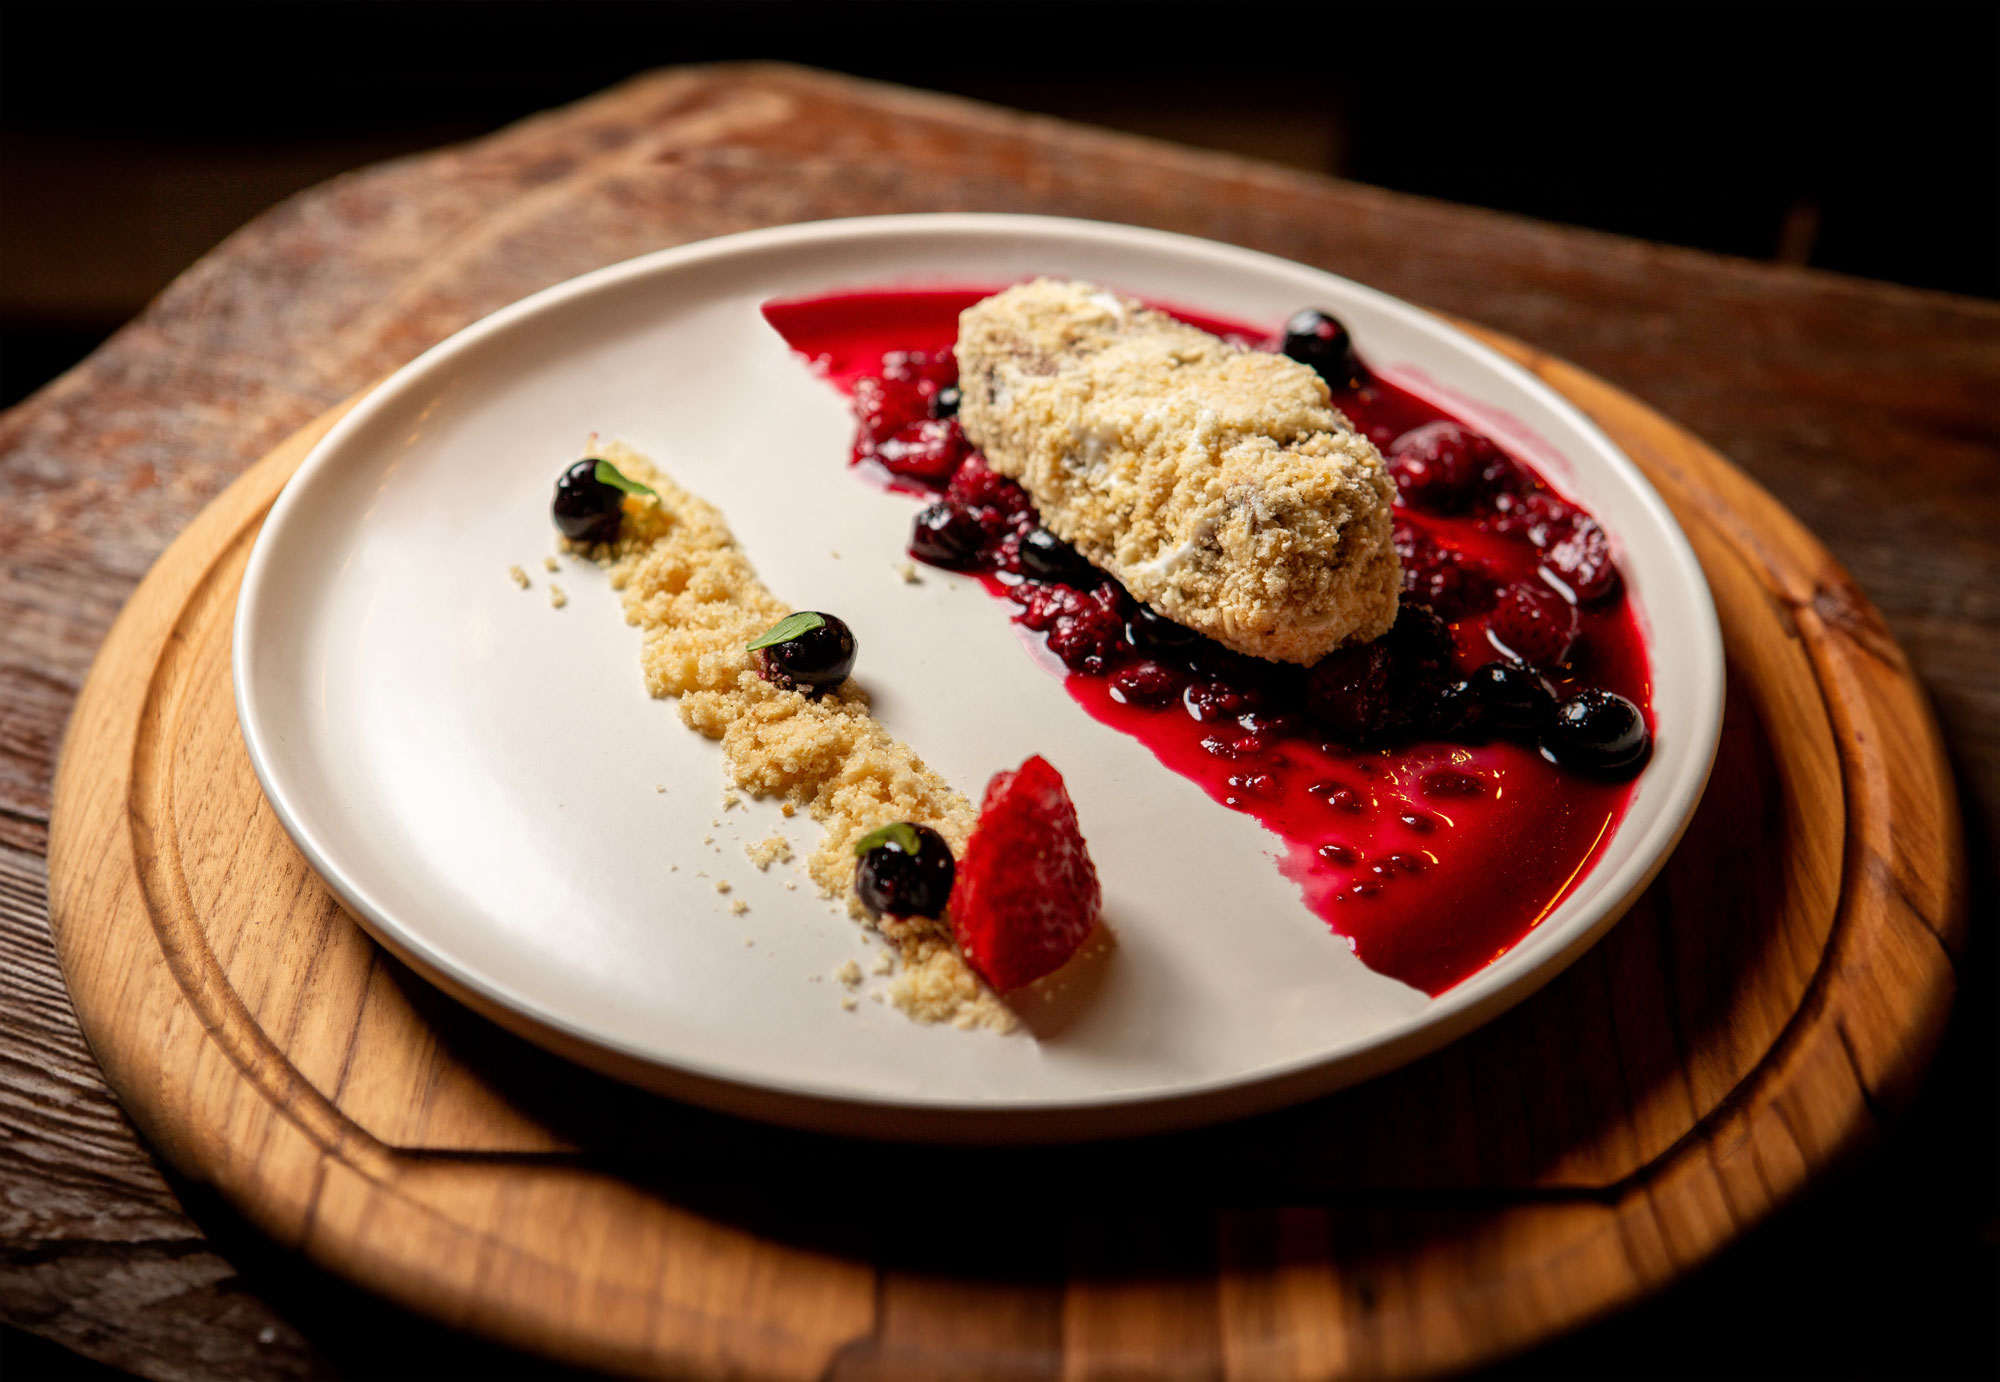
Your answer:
[956,279,1400,664]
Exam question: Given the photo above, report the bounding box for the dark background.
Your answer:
[2,3,1996,1379]
[3,1,1996,408]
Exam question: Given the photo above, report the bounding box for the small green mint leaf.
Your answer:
[592,458,657,497]
[854,822,923,858]
[747,611,826,653]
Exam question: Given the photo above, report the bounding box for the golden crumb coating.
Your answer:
[956,279,1400,664]
[586,441,1015,1032]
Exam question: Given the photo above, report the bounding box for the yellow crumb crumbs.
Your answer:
[508,565,530,589]
[722,792,741,810]
[834,959,862,987]
[543,555,561,573]
[895,560,920,584]
[780,802,796,818]
[714,879,732,894]
[870,953,893,976]
[548,584,568,609]
[840,994,859,1011]
[746,834,793,870]
[729,899,749,915]
[595,440,1013,1032]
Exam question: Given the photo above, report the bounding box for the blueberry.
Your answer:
[1540,689,1650,775]
[854,822,956,918]
[1018,526,1092,584]
[750,612,856,694]
[552,458,625,544]
[1280,308,1367,390]
[909,502,986,569]
[1126,603,1200,651]
[929,384,961,419]
[1468,660,1557,735]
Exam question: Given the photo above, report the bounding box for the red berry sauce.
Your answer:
[763,289,1651,995]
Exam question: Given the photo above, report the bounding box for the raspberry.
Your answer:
[1409,551,1496,621]
[1048,584,1127,673]
[1386,421,1500,511]
[1109,660,1181,706]
[1012,580,1127,673]
[1485,580,1579,668]
[852,374,930,443]
[1487,487,1574,543]
[1182,680,1256,723]
[1542,514,1619,602]
[878,349,956,390]
[951,756,1101,991]
[852,357,972,482]
[946,456,1031,520]
[1394,519,1497,622]
[871,418,966,482]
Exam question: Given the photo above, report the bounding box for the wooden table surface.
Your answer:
[3,66,1995,1380]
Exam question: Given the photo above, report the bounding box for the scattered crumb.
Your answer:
[870,953,893,976]
[587,440,1017,1034]
[835,959,862,987]
[508,565,530,589]
[744,937,755,947]
[895,560,920,584]
[655,784,667,793]
[695,869,708,878]
[669,862,679,872]
[840,994,859,1011]
[548,584,568,609]
[870,991,885,1004]
[808,974,822,983]
[780,802,795,818]
[542,555,561,573]
[714,879,733,894]
[721,791,741,810]
[783,880,797,891]
[729,899,749,915]
[701,834,714,846]
[829,548,842,559]
[745,834,794,870]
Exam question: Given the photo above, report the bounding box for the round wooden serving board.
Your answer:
[47,330,1964,1380]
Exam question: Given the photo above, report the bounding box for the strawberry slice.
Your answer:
[951,756,1101,992]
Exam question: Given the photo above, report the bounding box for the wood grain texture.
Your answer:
[41,315,1963,1377]
[3,64,1995,1380]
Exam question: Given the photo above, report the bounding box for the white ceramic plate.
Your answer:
[235,215,1722,1141]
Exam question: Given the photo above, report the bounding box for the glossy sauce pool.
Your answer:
[764,289,1650,996]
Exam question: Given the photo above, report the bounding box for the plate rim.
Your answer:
[232,212,1725,1141]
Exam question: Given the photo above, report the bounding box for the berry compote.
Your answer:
[763,289,1652,996]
